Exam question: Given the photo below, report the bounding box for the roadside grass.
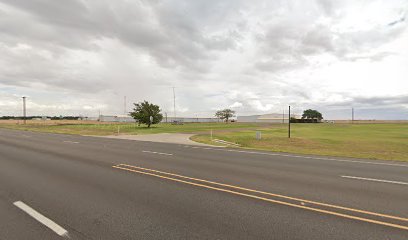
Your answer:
[1,120,407,161]
[0,121,260,136]
[191,123,408,161]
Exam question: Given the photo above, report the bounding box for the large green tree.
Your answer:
[302,109,323,122]
[130,101,163,127]
[215,109,236,122]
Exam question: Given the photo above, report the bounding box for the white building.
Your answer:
[99,115,136,122]
[98,115,221,123]
[237,113,300,123]
[162,117,221,123]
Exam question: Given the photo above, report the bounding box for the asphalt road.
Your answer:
[0,128,407,239]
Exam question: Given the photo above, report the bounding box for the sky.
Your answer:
[0,0,407,120]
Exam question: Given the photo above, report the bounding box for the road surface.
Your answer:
[0,128,407,239]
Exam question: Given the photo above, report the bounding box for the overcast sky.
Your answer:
[0,0,407,119]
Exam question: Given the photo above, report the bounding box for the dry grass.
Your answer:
[0,120,118,125]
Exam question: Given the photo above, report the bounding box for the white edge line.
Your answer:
[341,175,408,185]
[63,140,79,144]
[142,150,173,156]
[182,145,408,168]
[13,201,69,237]
[212,139,240,146]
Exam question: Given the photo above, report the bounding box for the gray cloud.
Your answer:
[351,95,408,107]
[388,16,405,26]
[0,0,407,118]
[316,94,408,110]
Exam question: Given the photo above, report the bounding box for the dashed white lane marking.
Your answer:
[341,175,408,185]
[63,140,79,144]
[142,150,173,156]
[13,201,69,237]
[182,146,408,168]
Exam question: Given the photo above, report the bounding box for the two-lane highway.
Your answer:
[0,128,407,239]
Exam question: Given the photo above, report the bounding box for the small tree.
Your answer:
[302,109,323,122]
[130,101,163,127]
[215,109,236,122]
[290,117,298,123]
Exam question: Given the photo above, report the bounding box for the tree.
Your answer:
[290,117,298,123]
[302,109,323,122]
[215,109,236,122]
[130,101,163,127]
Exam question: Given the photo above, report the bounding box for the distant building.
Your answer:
[162,117,222,123]
[98,115,221,123]
[237,113,300,123]
[84,117,99,121]
[32,116,51,121]
[99,115,135,122]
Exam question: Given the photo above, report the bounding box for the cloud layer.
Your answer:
[0,0,407,119]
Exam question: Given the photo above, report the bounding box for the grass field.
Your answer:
[192,123,408,161]
[0,120,260,136]
[0,120,407,161]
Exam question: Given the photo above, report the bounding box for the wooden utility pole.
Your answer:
[288,106,291,138]
[22,96,26,124]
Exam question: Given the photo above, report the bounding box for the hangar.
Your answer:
[237,113,299,123]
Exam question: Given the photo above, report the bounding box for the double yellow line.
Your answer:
[112,163,408,231]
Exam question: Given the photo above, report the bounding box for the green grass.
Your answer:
[1,121,407,161]
[191,123,408,161]
[0,122,259,136]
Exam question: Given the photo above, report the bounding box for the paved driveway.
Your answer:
[102,133,213,146]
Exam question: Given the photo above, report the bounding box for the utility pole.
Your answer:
[288,105,291,138]
[352,107,354,124]
[22,96,26,124]
[173,87,176,120]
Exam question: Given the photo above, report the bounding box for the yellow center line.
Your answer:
[112,165,408,231]
[117,163,408,222]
